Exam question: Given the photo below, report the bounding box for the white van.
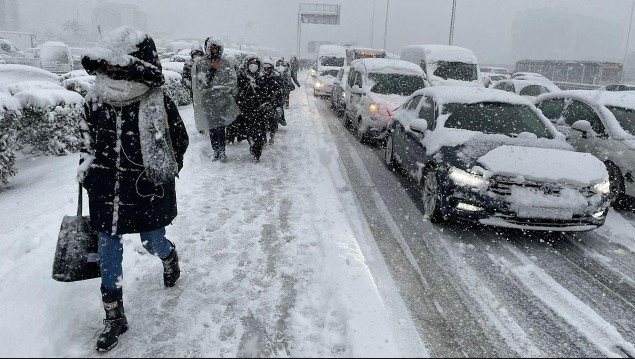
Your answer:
[316,45,346,73]
[40,42,73,74]
[400,45,481,87]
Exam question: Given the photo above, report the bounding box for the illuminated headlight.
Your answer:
[593,179,610,194]
[448,167,490,189]
[341,92,346,98]
[369,103,379,115]
[592,210,606,219]
[457,203,484,212]
[314,82,324,89]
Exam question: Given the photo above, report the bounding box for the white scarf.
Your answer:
[94,74,150,103]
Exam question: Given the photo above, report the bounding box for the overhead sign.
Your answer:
[299,3,340,25]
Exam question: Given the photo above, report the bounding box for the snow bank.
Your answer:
[163,70,191,106]
[477,145,607,186]
[7,80,65,96]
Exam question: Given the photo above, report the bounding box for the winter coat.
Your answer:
[182,59,193,87]
[79,27,189,235]
[80,94,188,235]
[192,55,240,131]
[236,70,267,137]
[258,74,284,132]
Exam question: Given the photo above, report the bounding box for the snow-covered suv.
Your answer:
[385,87,610,231]
[344,58,426,142]
[535,90,635,208]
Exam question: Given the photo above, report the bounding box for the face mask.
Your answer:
[248,64,259,73]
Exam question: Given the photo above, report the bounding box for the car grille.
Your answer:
[490,177,596,198]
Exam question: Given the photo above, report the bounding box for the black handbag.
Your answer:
[52,184,101,282]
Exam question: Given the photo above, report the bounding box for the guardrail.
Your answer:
[553,81,603,90]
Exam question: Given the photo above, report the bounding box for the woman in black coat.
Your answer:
[78,27,189,352]
[235,55,266,162]
[259,59,285,145]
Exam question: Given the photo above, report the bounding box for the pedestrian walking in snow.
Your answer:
[260,58,285,145]
[192,37,239,162]
[236,55,267,162]
[182,43,204,97]
[289,56,301,88]
[276,58,295,110]
[79,27,189,352]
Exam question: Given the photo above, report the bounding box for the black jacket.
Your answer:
[80,94,189,235]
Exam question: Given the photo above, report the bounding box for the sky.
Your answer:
[13,0,635,65]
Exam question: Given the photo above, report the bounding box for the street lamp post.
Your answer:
[370,0,377,47]
[622,0,635,82]
[383,0,391,50]
[449,0,457,45]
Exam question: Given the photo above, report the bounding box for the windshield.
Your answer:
[320,56,344,67]
[320,70,339,77]
[367,73,426,96]
[607,106,635,136]
[433,61,478,82]
[443,102,554,139]
[41,46,69,63]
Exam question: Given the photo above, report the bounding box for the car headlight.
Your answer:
[593,178,610,194]
[448,167,491,189]
[369,103,379,115]
[314,82,323,89]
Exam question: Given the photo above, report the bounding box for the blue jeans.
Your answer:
[98,228,172,294]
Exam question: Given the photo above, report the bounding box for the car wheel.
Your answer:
[607,163,628,209]
[422,166,444,223]
[355,118,366,143]
[385,131,398,170]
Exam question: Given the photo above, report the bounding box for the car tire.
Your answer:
[422,166,445,223]
[607,163,628,209]
[355,118,366,143]
[384,131,398,170]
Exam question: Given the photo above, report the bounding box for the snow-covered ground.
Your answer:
[0,89,425,357]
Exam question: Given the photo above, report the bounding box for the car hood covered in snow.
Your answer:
[475,145,608,187]
[368,92,409,111]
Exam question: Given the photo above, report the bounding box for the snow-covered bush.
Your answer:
[163,70,191,106]
[13,89,84,156]
[161,61,184,74]
[0,93,21,185]
[7,80,65,95]
[59,70,89,82]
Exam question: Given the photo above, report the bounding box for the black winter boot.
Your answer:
[162,242,180,287]
[96,287,128,352]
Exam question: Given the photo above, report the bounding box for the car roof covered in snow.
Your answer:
[411,86,533,106]
[498,79,560,92]
[0,64,59,91]
[351,58,424,75]
[319,45,346,57]
[536,90,635,109]
[402,45,478,64]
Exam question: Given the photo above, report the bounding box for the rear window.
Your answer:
[443,102,553,139]
[367,73,426,96]
[320,70,339,77]
[320,56,344,67]
[433,61,478,82]
[537,99,565,120]
[519,85,550,97]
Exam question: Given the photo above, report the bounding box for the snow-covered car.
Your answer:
[161,61,185,75]
[604,84,635,92]
[317,44,346,73]
[330,66,348,116]
[511,72,546,79]
[344,58,426,142]
[0,64,60,92]
[480,66,511,77]
[39,42,73,74]
[0,38,24,58]
[384,87,610,231]
[7,80,65,95]
[535,90,635,208]
[170,49,191,63]
[400,45,482,87]
[313,69,339,97]
[492,79,560,101]
[482,74,508,87]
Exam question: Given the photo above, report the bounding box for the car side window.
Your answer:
[354,72,363,87]
[348,70,356,87]
[537,99,566,120]
[408,95,422,111]
[519,85,549,97]
[418,97,436,129]
[338,70,344,81]
[564,100,606,134]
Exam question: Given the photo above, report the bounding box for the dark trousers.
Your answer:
[209,126,226,152]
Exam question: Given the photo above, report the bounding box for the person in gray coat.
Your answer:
[192,38,239,162]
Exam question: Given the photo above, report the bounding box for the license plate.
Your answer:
[516,207,573,220]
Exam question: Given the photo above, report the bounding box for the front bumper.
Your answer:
[440,176,609,232]
[314,85,334,96]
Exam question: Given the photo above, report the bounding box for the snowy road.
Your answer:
[1,75,635,357]
[304,77,635,357]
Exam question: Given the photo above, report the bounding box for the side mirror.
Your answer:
[571,120,594,138]
[409,118,428,134]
